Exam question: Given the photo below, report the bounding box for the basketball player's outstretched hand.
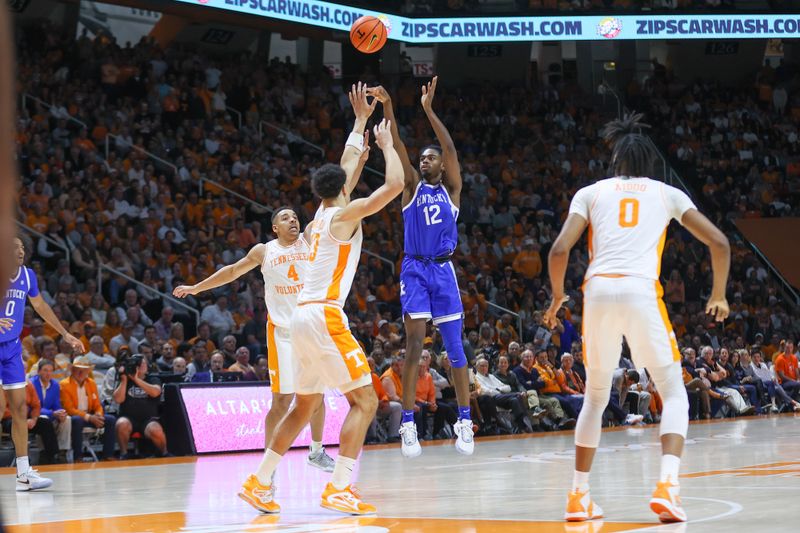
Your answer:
[373,119,393,150]
[366,85,390,104]
[0,317,14,333]
[421,76,438,112]
[543,294,569,329]
[173,285,196,298]
[705,297,729,322]
[349,81,377,120]
[64,333,85,354]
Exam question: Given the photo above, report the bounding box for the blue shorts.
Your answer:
[0,338,26,390]
[400,257,463,325]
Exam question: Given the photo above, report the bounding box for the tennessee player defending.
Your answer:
[173,206,335,472]
[544,114,730,524]
[368,77,473,459]
[238,117,403,516]
[175,85,376,485]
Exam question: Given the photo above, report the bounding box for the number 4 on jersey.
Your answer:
[287,264,299,282]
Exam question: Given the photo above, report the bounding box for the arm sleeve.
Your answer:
[663,184,697,221]
[568,184,595,221]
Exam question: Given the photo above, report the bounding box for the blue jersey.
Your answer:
[0,266,38,342]
[402,181,459,257]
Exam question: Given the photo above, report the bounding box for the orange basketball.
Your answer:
[350,15,388,54]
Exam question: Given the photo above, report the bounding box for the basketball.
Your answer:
[350,15,388,54]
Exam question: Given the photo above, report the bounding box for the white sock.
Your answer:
[310,441,323,455]
[572,470,590,492]
[660,454,681,483]
[255,449,282,486]
[331,455,357,490]
[17,456,30,477]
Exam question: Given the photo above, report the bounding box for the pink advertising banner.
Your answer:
[180,385,351,453]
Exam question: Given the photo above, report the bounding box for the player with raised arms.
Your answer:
[368,77,473,458]
[1,237,84,490]
[238,116,403,515]
[544,113,731,523]
[175,84,377,494]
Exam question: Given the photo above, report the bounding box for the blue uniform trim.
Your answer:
[0,338,26,389]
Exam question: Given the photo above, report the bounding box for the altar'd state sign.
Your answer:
[180,385,350,453]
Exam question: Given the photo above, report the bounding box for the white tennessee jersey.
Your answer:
[297,205,362,307]
[260,238,309,328]
[569,177,696,282]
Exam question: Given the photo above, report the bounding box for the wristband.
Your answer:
[346,132,364,152]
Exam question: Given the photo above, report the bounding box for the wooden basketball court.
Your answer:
[3,415,798,532]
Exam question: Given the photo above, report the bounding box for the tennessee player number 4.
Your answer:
[287,264,299,282]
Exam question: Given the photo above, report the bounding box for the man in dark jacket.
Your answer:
[512,349,574,429]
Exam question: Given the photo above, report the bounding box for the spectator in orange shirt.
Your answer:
[533,349,578,419]
[462,281,487,332]
[774,340,799,394]
[375,274,400,316]
[555,353,585,417]
[512,238,542,279]
[495,313,519,343]
[367,357,400,443]
[382,355,430,438]
[60,356,116,460]
[416,350,457,439]
[212,197,236,229]
[228,219,257,250]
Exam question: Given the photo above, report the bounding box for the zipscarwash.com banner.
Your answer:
[178,0,800,42]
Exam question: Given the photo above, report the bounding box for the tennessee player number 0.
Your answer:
[618,198,639,228]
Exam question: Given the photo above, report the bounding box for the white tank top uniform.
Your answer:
[291,206,371,395]
[260,238,308,394]
[570,177,696,370]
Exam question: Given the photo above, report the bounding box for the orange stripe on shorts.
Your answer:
[654,281,681,363]
[323,305,367,381]
[266,319,280,392]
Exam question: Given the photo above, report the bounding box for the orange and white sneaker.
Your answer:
[320,483,377,515]
[649,478,687,523]
[238,474,280,514]
[564,488,604,522]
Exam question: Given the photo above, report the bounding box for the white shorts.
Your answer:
[582,276,681,371]
[267,319,296,395]
[290,304,372,395]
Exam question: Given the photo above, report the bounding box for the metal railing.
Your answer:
[259,120,325,157]
[461,289,524,343]
[16,220,71,265]
[226,106,242,129]
[103,133,270,214]
[97,263,200,329]
[258,120,387,179]
[198,175,271,214]
[650,140,798,310]
[362,249,395,276]
[747,242,800,308]
[104,134,177,176]
[21,93,88,130]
